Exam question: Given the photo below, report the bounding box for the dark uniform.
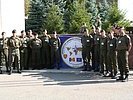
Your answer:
[49,36,61,69]
[107,36,117,78]
[27,35,33,69]
[81,34,93,71]
[40,35,51,68]
[90,32,96,71]
[0,37,9,72]
[116,34,131,81]
[30,36,42,69]
[7,36,22,74]
[0,38,3,73]
[20,36,28,70]
[94,34,101,71]
[100,36,108,74]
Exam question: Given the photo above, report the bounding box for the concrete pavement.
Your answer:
[0,69,133,100]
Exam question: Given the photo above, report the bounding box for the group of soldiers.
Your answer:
[0,29,61,75]
[81,25,132,82]
[0,24,132,82]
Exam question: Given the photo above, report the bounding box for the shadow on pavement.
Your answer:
[0,71,132,88]
[22,72,132,86]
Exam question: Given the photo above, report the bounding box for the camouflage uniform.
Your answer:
[7,36,21,74]
[0,37,9,72]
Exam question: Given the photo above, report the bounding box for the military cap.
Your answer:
[12,29,16,33]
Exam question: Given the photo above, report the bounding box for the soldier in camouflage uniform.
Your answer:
[40,29,51,69]
[0,32,9,73]
[81,29,93,71]
[50,31,61,69]
[19,30,28,70]
[7,30,22,75]
[116,27,132,82]
[30,33,42,69]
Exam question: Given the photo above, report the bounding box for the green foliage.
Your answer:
[44,4,64,34]
[103,3,131,31]
[63,0,75,33]
[26,0,131,34]
[26,0,44,34]
[68,1,91,33]
[98,0,109,22]
[25,0,31,16]
[86,0,98,25]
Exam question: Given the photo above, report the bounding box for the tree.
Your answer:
[41,0,66,13]
[103,3,130,31]
[44,4,64,34]
[68,1,91,33]
[86,0,98,25]
[97,0,109,29]
[25,0,31,17]
[63,0,75,33]
[26,0,44,34]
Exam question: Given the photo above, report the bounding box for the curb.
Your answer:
[22,69,133,75]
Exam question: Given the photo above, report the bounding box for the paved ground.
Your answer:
[0,69,133,100]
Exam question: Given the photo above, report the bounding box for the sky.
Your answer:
[118,0,133,21]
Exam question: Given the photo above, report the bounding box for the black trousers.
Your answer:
[82,47,91,70]
[117,50,129,77]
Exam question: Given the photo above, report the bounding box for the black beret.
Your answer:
[12,29,16,33]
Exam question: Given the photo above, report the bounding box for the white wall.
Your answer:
[0,0,25,37]
[118,0,133,21]
[0,0,2,32]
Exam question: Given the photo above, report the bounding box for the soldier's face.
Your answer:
[2,33,6,38]
[43,30,47,35]
[12,32,16,36]
[96,28,101,33]
[110,30,114,34]
[21,32,26,36]
[114,29,119,35]
[34,35,38,39]
[108,34,111,38]
[119,29,125,35]
[84,32,87,35]
[29,30,32,34]
[109,32,113,38]
[101,31,105,36]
